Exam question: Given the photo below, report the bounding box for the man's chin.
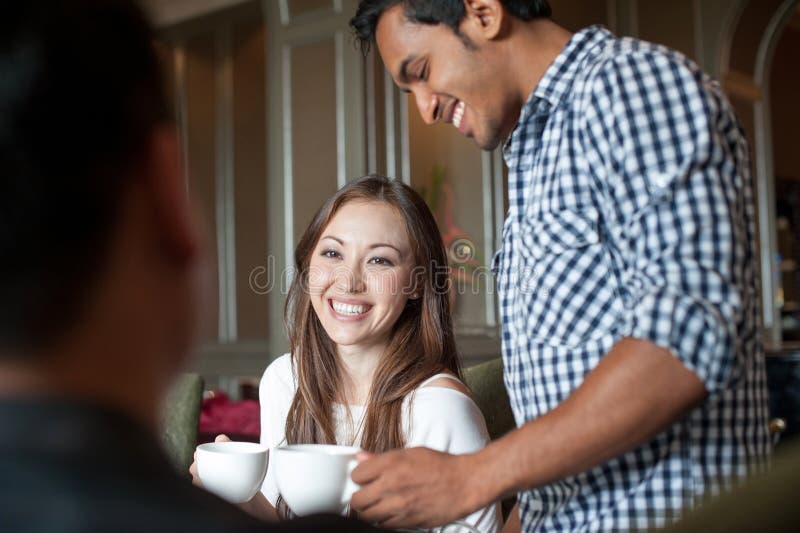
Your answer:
[475,120,519,151]
[476,136,503,152]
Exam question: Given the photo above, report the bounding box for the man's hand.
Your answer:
[350,447,480,529]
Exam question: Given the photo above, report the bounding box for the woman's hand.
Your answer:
[189,434,231,487]
[188,434,279,522]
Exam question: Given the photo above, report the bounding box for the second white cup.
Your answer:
[272,444,361,516]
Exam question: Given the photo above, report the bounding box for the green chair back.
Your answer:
[464,357,517,519]
[464,357,516,441]
[160,373,204,474]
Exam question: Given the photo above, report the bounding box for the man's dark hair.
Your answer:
[350,0,551,53]
[0,0,169,355]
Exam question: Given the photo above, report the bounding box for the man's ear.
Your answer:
[463,0,504,40]
[145,125,200,264]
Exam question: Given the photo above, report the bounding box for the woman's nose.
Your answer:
[335,262,366,293]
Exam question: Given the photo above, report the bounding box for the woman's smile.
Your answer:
[329,298,373,320]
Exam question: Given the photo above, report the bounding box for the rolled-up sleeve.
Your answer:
[579,51,750,395]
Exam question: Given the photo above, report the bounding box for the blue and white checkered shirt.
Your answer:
[493,26,771,531]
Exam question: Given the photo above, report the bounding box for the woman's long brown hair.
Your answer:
[283,175,461,452]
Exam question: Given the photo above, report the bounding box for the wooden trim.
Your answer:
[693,0,705,66]
[722,69,763,102]
[788,6,800,31]
[629,0,639,37]
[606,0,618,34]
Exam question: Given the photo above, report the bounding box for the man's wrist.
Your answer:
[459,446,509,514]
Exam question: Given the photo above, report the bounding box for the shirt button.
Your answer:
[651,171,673,190]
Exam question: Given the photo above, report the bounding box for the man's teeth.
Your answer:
[453,101,465,129]
[332,301,368,316]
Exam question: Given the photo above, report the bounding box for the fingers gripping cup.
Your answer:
[195,441,268,503]
[272,444,360,516]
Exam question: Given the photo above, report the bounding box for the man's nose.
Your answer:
[413,88,439,125]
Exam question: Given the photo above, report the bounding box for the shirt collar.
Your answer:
[505,25,613,153]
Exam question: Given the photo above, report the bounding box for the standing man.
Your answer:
[348,1,771,531]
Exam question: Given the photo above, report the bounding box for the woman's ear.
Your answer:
[409,266,427,300]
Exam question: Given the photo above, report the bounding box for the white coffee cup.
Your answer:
[195,441,268,503]
[272,444,361,516]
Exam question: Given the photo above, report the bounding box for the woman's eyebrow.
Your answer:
[369,243,402,255]
[320,235,343,245]
[321,236,404,256]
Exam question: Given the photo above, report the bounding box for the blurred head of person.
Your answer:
[0,0,206,430]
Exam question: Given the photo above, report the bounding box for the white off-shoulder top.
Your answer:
[259,353,501,532]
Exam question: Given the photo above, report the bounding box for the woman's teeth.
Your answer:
[453,101,465,129]
[332,301,368,316]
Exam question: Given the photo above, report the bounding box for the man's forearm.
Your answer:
[467,338,707,508]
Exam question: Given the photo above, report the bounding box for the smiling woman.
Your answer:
[250,175,502,530]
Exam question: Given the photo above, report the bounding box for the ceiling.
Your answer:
[142,0,251,27]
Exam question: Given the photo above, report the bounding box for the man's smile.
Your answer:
[452,100,465,130]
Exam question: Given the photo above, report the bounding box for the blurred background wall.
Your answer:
[142,0,800,392]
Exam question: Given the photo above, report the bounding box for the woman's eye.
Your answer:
[368,257,394,266]
[321,249,340,259]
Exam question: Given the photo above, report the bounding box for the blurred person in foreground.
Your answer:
[347,0,771,531]
[0,2,376,532]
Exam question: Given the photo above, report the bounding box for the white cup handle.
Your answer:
[341,458,360,507]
